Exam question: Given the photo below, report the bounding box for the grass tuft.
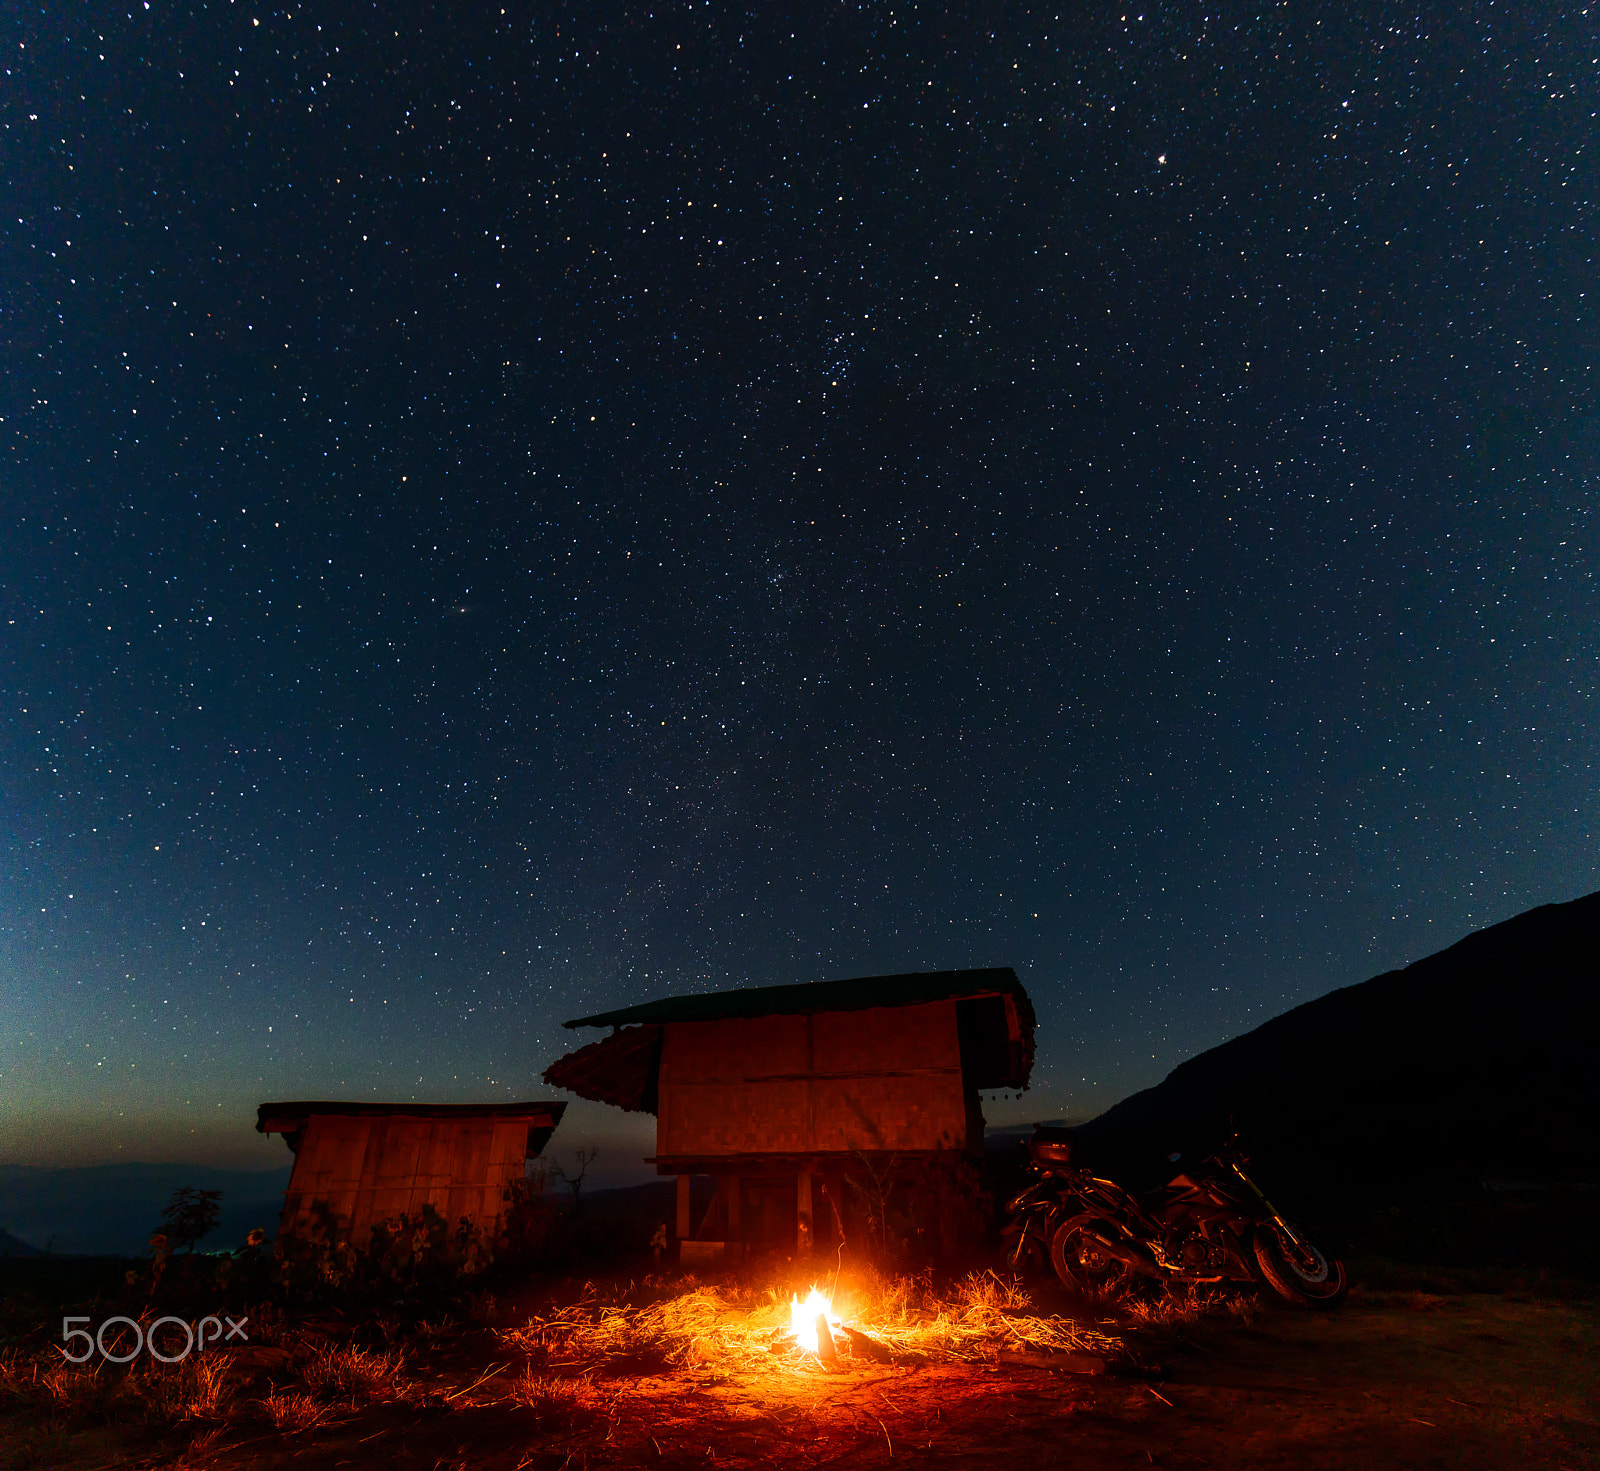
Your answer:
[298,1343,407,1405]
[137,1353,238,1425]
[260,1388,332,1432]
[503,1367,611,1430]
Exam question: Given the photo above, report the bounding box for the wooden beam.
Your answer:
[652,1147,974,1174]
[675,1173,691,1241]
[797,1170,814,1257]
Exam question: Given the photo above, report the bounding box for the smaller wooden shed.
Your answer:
[256,1100,566,1249]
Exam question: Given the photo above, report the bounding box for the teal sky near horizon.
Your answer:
[3,1,1595,1179]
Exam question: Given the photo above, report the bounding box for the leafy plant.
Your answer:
[273,1199,358,1299]
[275,1201,494,1301]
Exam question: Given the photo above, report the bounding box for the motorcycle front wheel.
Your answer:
[1253,1224,1348,1307]
[1050,1217,1138,1301]
[1001,1217,1051,1276]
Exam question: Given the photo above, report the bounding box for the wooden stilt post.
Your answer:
[675,1173,691,1241]
[797,1170,814,1257]
[728,1174,742,1242]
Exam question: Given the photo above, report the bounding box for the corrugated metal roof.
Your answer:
[561,966,1026,1030]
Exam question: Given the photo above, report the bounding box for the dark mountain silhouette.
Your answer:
[1073,890,1600,1194]
[0,1227,43,1257]
[0,1163,290,1257]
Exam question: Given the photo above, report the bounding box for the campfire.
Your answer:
[788,1287,845,1360]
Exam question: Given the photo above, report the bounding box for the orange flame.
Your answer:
[789,1287,843,1356]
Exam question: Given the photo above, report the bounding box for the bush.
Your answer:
[274,1201,495,1303]
[497,1170,572,1267]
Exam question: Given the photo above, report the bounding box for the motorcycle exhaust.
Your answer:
[1082,1228,1167,1280]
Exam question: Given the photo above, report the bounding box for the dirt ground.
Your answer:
[30,1286,1596,1471]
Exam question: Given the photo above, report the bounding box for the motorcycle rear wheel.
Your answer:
[1050,1218,1137,1301]
[1253,1225,1348,1307]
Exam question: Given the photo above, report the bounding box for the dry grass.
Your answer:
[502,1268,1125,1375]
[0,1268,1216,1469]
[830,1268,1126,1362]
[248,1343,417,1435]
[502,1367,613,1430]
[1119,1285,1259,1327]
[0,1331,418,1467]
[0,1346,237,1430]
[297,1343,407,1405]
[0,1350,116,1421]
[138,1354,239,1424]
[260,1388,333,1432]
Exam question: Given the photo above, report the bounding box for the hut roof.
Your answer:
[545,968,1034,1113]
[561,966,1029,1030]
[256,1100,567,1156]
[541,1025,665,1115]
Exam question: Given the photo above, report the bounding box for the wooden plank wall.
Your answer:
[279,1114,529,1246]
[657,999,970,1158]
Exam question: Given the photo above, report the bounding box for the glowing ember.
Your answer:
[788,1287,844,1357]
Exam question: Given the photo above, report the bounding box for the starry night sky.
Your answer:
[3,1,1595,1176]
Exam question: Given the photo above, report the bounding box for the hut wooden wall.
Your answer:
[657,999,970,1158]
[279,1113,530,1247]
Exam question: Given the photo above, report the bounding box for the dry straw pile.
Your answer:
[503,1269,1123,1376]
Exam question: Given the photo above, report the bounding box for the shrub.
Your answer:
[497,1169,570,1266]
[274,1200,495,1302]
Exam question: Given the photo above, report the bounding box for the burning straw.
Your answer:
[502,1271,1122,1376]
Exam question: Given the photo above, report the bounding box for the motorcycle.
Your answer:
[1002,1125,1347,1307]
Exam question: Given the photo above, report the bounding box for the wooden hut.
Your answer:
[542,968,1033,1258]
[256,1100,566,1249]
